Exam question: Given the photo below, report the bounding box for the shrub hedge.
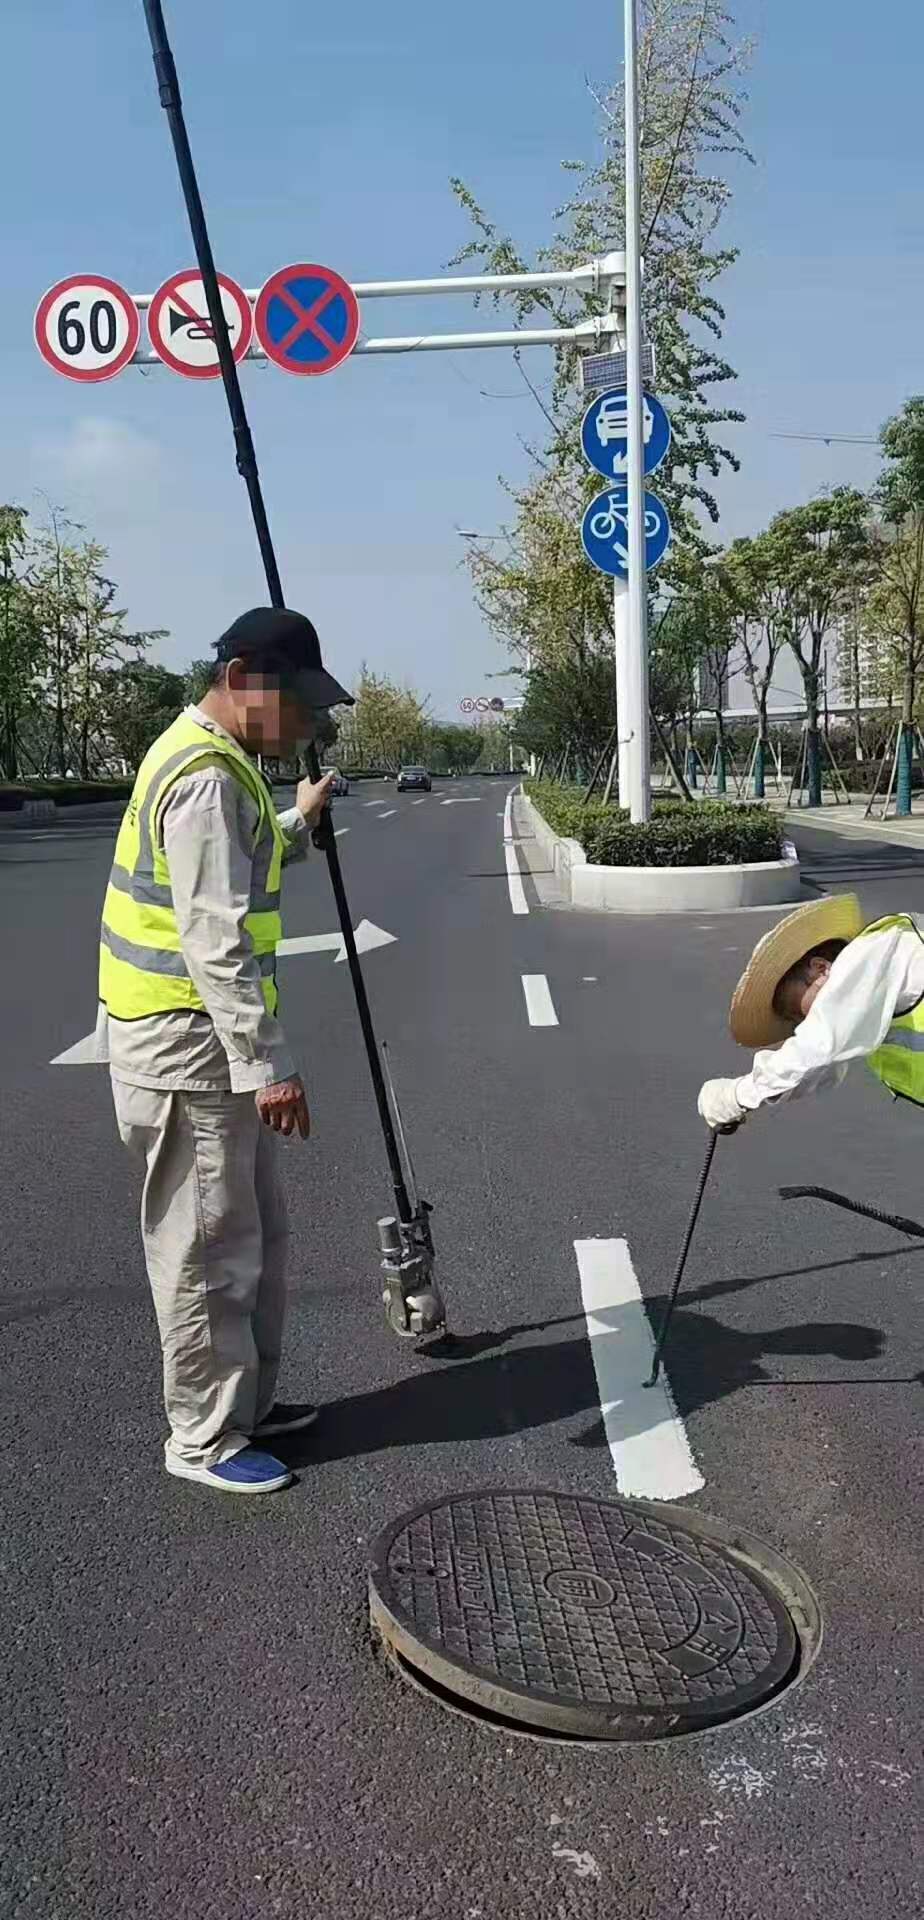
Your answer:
[525,781,785,868]
[0,780,133,812]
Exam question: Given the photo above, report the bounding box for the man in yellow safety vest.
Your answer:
[99,606,353,1495]
[698,894,924,1130]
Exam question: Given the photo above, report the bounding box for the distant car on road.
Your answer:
[396,765,432,793]
[327,769,350,797]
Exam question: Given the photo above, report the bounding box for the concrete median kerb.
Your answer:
[520,791,802,915]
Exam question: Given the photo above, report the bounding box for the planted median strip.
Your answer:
[522,782,801,913]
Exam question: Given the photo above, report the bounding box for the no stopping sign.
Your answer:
[34,274,140,382]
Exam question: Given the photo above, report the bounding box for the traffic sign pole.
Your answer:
[624,0,651,824]
[139,0,426,1279]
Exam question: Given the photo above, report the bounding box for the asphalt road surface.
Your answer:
[2,783,922,1919]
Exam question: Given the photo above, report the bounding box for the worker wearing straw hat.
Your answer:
[698,894,924,1129]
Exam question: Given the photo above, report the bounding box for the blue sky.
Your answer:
[2,0,922,715]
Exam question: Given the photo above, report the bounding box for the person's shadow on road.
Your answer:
[278,1305,891,1470]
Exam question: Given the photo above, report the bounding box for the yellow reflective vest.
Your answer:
[99,711,286,1022]
[862,914,924,1105]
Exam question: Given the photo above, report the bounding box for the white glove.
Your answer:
[698,1078,747,1131]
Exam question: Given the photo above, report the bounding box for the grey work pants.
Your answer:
[111,1078,288,1469]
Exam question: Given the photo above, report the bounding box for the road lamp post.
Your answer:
[623,0,651,823]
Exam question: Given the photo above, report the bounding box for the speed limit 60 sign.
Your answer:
[34,274,140,382]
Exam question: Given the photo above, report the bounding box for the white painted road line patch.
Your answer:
[503,789,528,915]
[441,796,481,805]
[334,827,350,837]
[364,800,381,807]
[522,974,558,1026]
[411,797,427,805]
[377,809,396,819]
[51,1032,106,1066]
[573,1238,704,1501]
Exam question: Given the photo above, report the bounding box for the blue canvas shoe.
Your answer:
[166,1446,292,1494]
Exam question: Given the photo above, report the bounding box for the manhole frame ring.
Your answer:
[369,1488,823,1744]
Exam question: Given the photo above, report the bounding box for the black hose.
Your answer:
[779,1185,924,1242]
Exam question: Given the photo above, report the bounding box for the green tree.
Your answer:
[454,0,753,700]
[31,507,81,778]
[68,543,160,778]
[184,659,215,707]
[427,723,483,774]
[97,661,188,771]
[0,505,44,781]
[866,397,924,812]
[764,488,870,806]
[346,666,427,770]
[722,535,784,796]
[513,647,617,778]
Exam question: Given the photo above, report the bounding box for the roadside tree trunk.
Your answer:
[897,664,916,817]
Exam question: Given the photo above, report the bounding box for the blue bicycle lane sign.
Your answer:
[580,486,672,578]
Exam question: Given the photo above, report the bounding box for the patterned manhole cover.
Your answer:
[369,1489,816,1740]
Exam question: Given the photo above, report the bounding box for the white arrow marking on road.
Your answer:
[574,1238,704,1501]
[51,923,397,1062]
[336,918,398,963]
[51,1032,106,1066]
[277,931,344,958]
[278,919,397,964]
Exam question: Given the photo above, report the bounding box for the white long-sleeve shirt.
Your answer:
[97,707,310,1094]
[736,919,924,1113]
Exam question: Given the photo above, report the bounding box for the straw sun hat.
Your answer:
[729,893,865,1048]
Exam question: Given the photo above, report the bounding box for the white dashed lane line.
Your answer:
[521,974,558,1027]
[503,789,528,915]
[377,810,396,820]
[574,1239,704,1501]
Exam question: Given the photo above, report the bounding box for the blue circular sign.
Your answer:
[254,262,360,376]
[581,486,672,578]
[581,387,671,482]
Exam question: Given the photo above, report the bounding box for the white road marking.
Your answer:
[582,976,598,983]
[441,796,481,805]
[573,1238,704,1501]
[377,809,397,819]
[503,789,528,915]
[411,797,427,806]
[521,974,558,1026]
[51,1032,105,1066]
[279,931,342,957]
[334,827,350,837]
[364,800,381,807]
[336,918,398,962]
[52,923,398,1065]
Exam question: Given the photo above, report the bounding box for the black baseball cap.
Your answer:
[214,607,354,709]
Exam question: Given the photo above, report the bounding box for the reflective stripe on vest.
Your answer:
[99,712,286,1022]
[861,914,924,1106]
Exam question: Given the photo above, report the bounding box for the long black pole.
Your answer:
[645,1130,719,1387]
[140,0,411,1223]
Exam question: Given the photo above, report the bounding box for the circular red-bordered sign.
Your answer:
[34,274,140,383]
[255,262,360,376]
[148,269,253,379]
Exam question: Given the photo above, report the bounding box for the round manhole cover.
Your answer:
[369,1489,815,1741]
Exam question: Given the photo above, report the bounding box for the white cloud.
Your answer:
[40,415,162,484]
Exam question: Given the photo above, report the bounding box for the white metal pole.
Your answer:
[623,0,651,823]
[613,579,632,802]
